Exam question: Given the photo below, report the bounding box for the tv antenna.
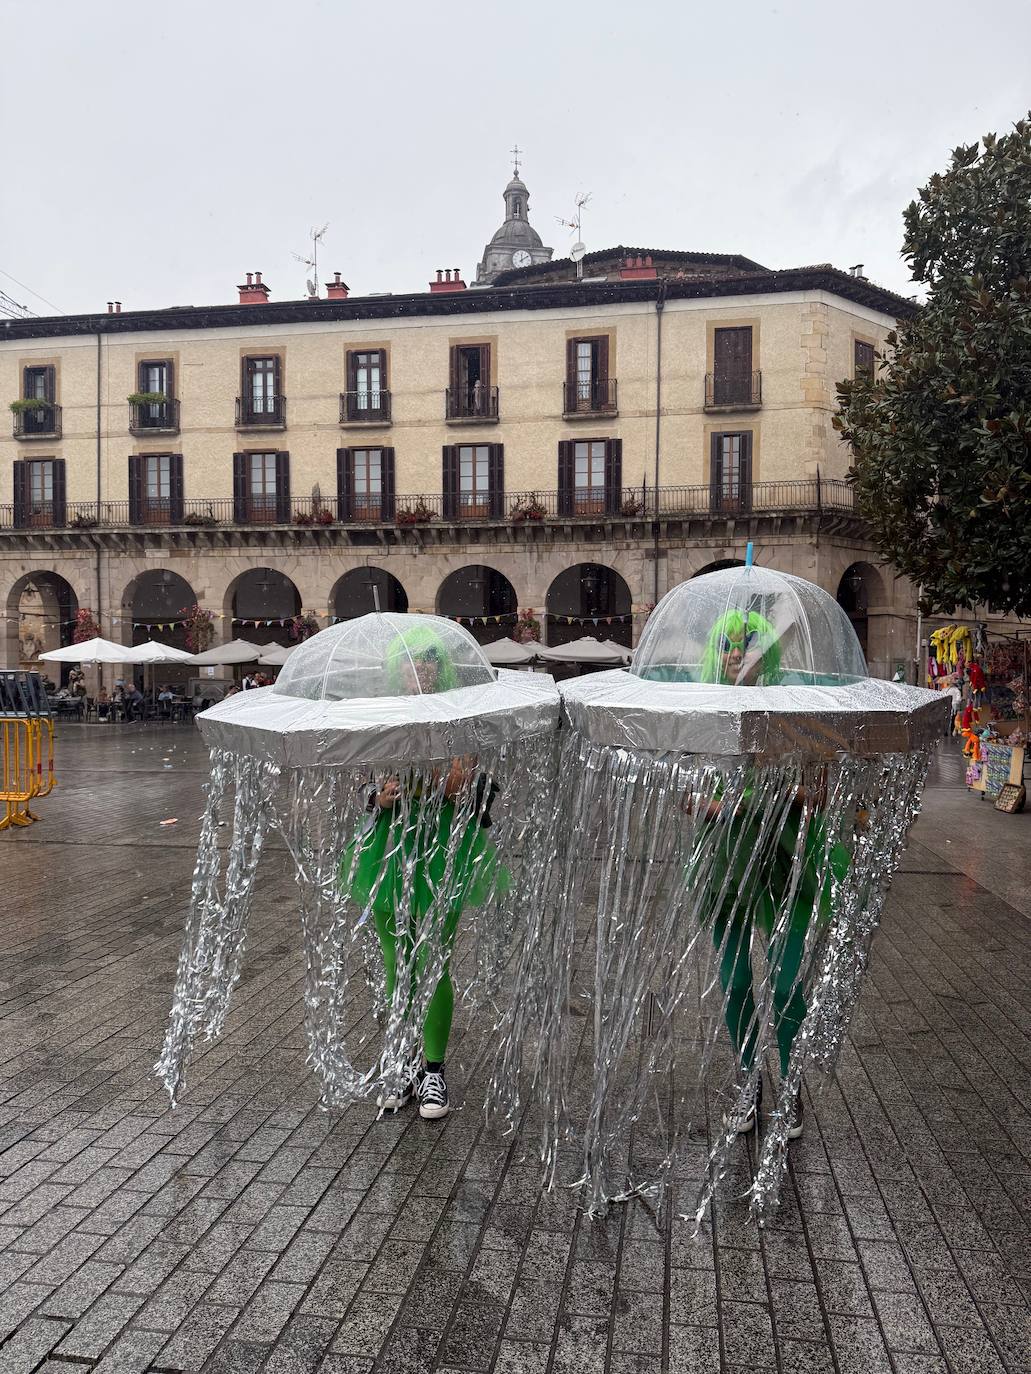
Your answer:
[292,222,329,297]
[557,193,591,279]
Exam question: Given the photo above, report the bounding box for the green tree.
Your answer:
[835,115,1031,617]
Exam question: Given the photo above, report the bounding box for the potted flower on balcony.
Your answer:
[127,392,168,406]
[180,604,215,655]
[396,500,437,526]
[183,510,219,527]
[620,494,646,518]
[10,398,51,413]
[289,612,321,643]
[512,608,542,644]
[510,492,548,522]
[69,512,99,530]
[73,608,102,643]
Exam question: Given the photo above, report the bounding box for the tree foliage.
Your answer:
[835,115,1031,617]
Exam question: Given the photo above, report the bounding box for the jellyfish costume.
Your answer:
[156,613,560,1111]
[490,566,949,1220]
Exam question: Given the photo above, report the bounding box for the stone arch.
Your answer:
[223,566,301,646]
[546,562,633,649]
[436,564,517,645]
[836,561,886,662]
[332,566,408,620]
[692,558,746,578]
[119,569,197,651]
[4,571,79,681]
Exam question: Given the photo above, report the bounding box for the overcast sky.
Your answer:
[2,0,1029,318]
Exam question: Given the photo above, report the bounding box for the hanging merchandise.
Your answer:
[156,614,560,1112]
[488,565,948,1222]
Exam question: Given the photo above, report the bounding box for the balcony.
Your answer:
[235,395,287,429]
[445,384,499,423]
[12,402,62,439]
[704,372,762,411]
[340,390,392,425]
[562,378,618,417]
[129,398,180,436]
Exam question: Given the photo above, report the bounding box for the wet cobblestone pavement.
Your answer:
[1,724,1029,1373]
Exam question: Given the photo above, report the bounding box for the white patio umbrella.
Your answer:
[483,637,538,666]
[601,639,633,664]
[185,640,263,666]
[257,643,296,667]
[123,641,195,664]
[39,637,134,664]
[535,637,627,666]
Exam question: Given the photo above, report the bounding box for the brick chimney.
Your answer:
[237,270,271,304]
[619,254,658,280]
[429,268,467,293]
[326,271,349,300]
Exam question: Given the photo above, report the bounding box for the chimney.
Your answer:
[114,301,122,314]
[430,267,467,293]
[326,271,349,300]
[849,263,866,279]
[238,270,271,304]
[619,253,658,280]
[107,302,113,314]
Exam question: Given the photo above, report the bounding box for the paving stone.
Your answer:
[54,1292,144,1360]
[0,1318,72,1374]
[38,1260,124,1320]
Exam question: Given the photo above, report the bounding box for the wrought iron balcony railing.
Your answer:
[340,390,392,424]
[704,371,762,409]
[0,479,855,532]
[445,384,499,422]
[235,395,286,427]
[562,378,618,416]
[13,402,62,439]
[129,398,180,435]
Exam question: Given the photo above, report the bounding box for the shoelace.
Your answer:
[419,1071,447,1106]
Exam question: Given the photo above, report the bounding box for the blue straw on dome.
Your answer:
[745,542,754,568]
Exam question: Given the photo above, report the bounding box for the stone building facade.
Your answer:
[1,249,919,680]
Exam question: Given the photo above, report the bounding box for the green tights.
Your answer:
[373,903,461,1064]
[715,911,808,1080]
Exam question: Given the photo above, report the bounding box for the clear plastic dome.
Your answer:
[631,567,869,687]
[273,613,496,702]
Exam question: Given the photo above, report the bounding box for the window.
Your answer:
[557,438,622,516]
[854,340,876,381]
[140,360,171,397]
[710,327,756,407]
[442,444,503,518]
[337,446,395,522]
[344,350,389,421]
[709,432,753,513]
[233,451,290,523]
[14,458,66,528]
[16,365,58,436]
[353,449,382,518]
[23,366,53,402]
[565,337,612,413]
[131,361,177,432]
[128,454,183,524]
[239,357,284,425]
[447,345,496,419]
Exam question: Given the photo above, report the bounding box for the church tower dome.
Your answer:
[475,154,553,285]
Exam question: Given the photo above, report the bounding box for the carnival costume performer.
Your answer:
[340,625,510,1120]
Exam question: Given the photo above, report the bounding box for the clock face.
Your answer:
[511,249,532,269]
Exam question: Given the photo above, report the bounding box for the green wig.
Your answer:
[700,609,781,686]
[385,623,460,694]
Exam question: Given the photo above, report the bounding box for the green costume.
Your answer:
[339,625,509,1064]
[697,609,849,1077]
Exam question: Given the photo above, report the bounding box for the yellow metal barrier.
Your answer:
[1,716,56,830]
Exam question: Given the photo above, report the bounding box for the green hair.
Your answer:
[700,609,782,686]
[385,623,459,694]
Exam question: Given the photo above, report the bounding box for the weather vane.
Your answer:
[292,222,329,298]
[510,143,522,176]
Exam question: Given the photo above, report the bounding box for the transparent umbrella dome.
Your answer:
[632,565,868,687]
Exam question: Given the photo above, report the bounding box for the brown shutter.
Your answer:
[596,335,609,385]
[128,455,144,524]
[566,337,578,391]
[13,462,28,528]
[709,433,723,513]
[442,445,459,520]
[739,433,753,513]
[337,447,352,520]
[275,451,291,522]
[557,440,574,516]
[43,365,56,403]
[604,437,622,515]
[448,346,460,410]
[488,443,505,519]
[165,359,175,399]
[346,350,357,393]
[233,452,248,523]
[169,453,184,523]
[381,446,396,522]
[52,459,67,527]
[137,359,147,392]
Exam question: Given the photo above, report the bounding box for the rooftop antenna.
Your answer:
[557,193,591,279]
[292,222,329,297]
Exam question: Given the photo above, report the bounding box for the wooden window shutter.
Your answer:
[13,462,28,528]
[739,432,753,513]
[337,447,353,520]
[448,346,461,396]
[165,359,175,399]
[604,438,622,515]
[478,343,490,385]
[128,455,144,525]
[43,365,55,402]
[169,453,185,523]
[233,452,248,523]
[709,433,723,512]
[51,459,67,527]
[596,335,609,385]
[381,446,396,522]
[442,445,459,520]
[557,440,574,516]
[275,451,291,522]
[488,443,505,519]
[346,351,357,393]
[566,337,578,389]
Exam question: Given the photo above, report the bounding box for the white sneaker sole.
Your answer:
[418,1101,450,1120]
[377,1088,415,1115]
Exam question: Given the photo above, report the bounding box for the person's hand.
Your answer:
[444,756,475,797]
[377,778,401,808]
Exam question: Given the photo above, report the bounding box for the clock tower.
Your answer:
[475,153,553,285]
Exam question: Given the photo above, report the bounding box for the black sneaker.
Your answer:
[786,1092,804,1141]
[729,1075,762,1135]
[377,1066,419,1115]
[418,1068,450,1120]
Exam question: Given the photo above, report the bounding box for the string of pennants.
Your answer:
[10,604,652,629]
